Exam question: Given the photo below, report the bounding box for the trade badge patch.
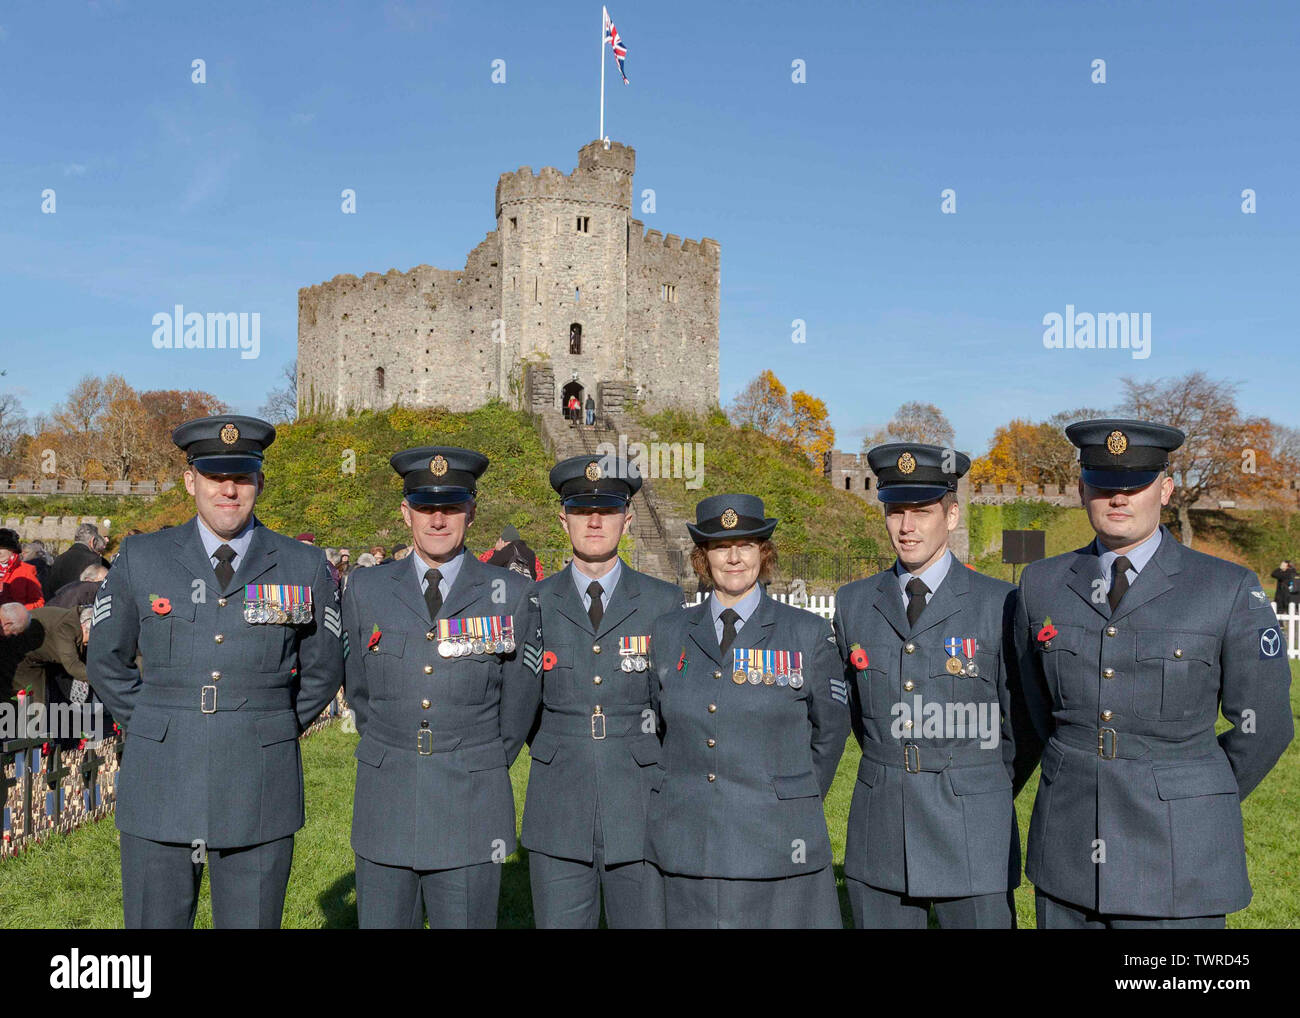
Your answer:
[1259,627,1283,659]
[1248,588,1271,610]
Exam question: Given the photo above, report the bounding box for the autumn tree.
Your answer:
[970,407,1107,488]
[862,402,954,451]
[259,360,298,424]
[1118,372,1277,547]
[728,370,835,469]
[0,392,27,476]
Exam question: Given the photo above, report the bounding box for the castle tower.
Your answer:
[298,140,719,418]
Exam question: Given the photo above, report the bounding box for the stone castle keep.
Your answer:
[298,140,720,417]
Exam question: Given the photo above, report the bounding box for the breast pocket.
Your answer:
[858,667,891,717]
[1038,624,1085,708]
[253,621,295,673]
[448,652,495,704]
[1134,631,1218,720]
[139,600,196,668]
[363,631,407,698]
[540,642,574,704]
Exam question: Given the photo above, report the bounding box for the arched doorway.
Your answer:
[560,380,584,424]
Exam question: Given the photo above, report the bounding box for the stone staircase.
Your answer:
[535,411,692,589]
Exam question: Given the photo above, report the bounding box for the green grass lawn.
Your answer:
[3,665,1296,928]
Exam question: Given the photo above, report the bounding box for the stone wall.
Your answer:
[2,516,109,550]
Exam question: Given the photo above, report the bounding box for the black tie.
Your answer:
[905,577,929,628]
[587,581,604,631]
[424,568,443,621]
[719,608,740,656]
[1108,556,1132,614]
[213,544,236,589]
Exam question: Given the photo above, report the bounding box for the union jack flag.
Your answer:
[603,6,629,84]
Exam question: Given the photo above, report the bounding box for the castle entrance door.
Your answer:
[560,380,584,423]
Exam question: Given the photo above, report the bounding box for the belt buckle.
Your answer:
[904,743,920,774]
[200,685,218,713]
[1098,727,1118,760]
[591,707,606,741]
[416,729,433,755]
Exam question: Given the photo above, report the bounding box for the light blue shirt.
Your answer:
[413,547,465,602]
[572,558,622,613]
[196,515,256,574]
[895,550,953,610]
[1096,528,1162,592]
[710,585,763,645]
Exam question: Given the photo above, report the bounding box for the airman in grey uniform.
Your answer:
[88,415,344,928]
[1016,420,1294,928]
[520,454,683,928]
[835,444,1034,928]
[343,446,541,928]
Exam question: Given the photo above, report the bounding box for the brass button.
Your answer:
[421,699,431,709]
[713,670,722,680]
[707,738,716,748]
[426,631,436,641]
[903,680,915,692]
[1100,710,1114,722]
[214,634,224,644]
[1103,667,1115,679]
[1173,648,1183,659]
[594,675,603,685]
[423,665,433,674]
[707,773,716,782]
[420,720,429,729]
[210,671,221,681]
[707,703,717,713]
[592,644,601,654]
[905,643,916,654]
[903,720,913,730]
[1105,626,1117,637]
[218,598,227,607]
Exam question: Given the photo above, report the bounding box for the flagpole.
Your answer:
[599,7,606,141]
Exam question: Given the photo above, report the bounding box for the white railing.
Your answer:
[681,596,1300,658]
[684,591,837,620]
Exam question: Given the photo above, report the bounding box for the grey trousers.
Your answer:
[120,832,294,929]
[1035,889,1226,929]
[529,811,648,929]
[354,854,502,929]
[847,878,1015,929]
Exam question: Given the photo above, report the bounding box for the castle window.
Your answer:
[575,286,580,303]
[510,217,517,231]
[375,367,385,390]
[844,476,851,490]
[576,216,590,233]
[569,323,582,355]
[661,283,677,302]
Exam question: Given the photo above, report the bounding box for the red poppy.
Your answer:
[542,651,558,671]
[151,597,172,616]
[78,739,87,750]
[1036,618,1058,643]
[367,627,382,651]
[677,650,687,672]
[41,742,49,755]
[849,646,869,670]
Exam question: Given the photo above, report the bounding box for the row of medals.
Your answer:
[946,656,979,677]
[244,600,311,625]
[619,654,649,673]
[733,668,804,689]
[437,635,515,658]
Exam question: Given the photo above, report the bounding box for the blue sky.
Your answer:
[2,0,1296,454]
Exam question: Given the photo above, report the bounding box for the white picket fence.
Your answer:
[682,595,1300,659]
[684,591,836,620]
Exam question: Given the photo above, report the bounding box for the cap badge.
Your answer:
[720,508,739,530]
[585,460,603,481]
[219,423,240,445]
[897,452,916,474]
[430,455,449,477]
[1106,430,1128,455]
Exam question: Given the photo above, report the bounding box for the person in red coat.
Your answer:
[0,528,45,610]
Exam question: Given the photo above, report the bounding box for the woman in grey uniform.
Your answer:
[643,493,850,928]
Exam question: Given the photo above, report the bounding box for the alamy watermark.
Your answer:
[151,305,261,360]
[1042,305,1151,360]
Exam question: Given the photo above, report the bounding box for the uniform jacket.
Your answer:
[834,558,1032,897]
[645,592,850,879]
[11,606,86,704]
[1015,526,1294,917]
[86,517,344,848]
[343,552,541,870]
[520,561,683,865]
